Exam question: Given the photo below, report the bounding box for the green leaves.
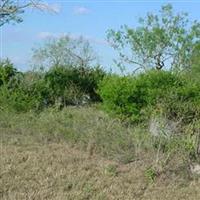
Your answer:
[98,70,198,123]
[0,59,106,112]
[0,59,18,86]
[107,4,200,72]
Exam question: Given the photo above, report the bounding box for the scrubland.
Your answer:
[1,107,200,200]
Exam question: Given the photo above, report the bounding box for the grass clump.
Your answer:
[145,167,157,183]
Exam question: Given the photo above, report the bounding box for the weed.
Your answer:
[145,167,157,183]
[104,164,118,177]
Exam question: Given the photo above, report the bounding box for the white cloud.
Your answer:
[73,6,90,15]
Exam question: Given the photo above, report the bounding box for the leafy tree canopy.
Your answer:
[107,4,200,72]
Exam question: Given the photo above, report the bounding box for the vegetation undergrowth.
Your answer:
[1,106,199,178]
[0,3,200,199]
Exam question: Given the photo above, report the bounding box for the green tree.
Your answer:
[107,4,200,72]
[32,35,96,69]
[191,42,200,70]
[0,58,17,85]
[185,41,200,82]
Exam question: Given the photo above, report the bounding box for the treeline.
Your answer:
[0,57,199,124]
[0,4,200,125]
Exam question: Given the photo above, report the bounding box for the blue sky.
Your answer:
[1,0,200,72]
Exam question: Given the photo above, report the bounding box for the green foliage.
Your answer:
[98,75,139,120]
[191,42,200,68]
[0,60,37,112]
[104,164,118,177]
[43,65,105,106]
[0,84,40,112]
[185,42,200,82]
[145,167,157,183]
[98,70,183,122]
[1,4,200,188]
[0,59,106,112]
[161,79,200,123]
[0,59,18,86]
[107,4,200,71]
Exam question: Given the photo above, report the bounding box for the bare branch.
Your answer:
[0,0,58,27]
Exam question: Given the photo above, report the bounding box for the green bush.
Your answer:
[98,75,139,120]
[0,85,40,112]
[43,65,106,106]
[161,80,200,123]
[98,70,184,122]
[0,60,40,112]
[0,62,106,112]
[0,59,18,86]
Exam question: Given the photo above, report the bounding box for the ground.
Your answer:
[1,134,199,200]
[0,107,200,200]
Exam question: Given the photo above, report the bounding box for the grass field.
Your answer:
[0,106,200,200]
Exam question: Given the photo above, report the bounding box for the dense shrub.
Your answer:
[0,60,35,112]
[0,60,106,111]
[98,70,200,122]
[43,65,106,105]
[162,81,200,122]
[98,75,142,121]
[0,84,41,112]
[0,59,18,86]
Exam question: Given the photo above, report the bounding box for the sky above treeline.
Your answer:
[1,0,200,72]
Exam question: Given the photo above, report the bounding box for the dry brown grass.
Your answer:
[0,133,199,200]
[0,107,200,199]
